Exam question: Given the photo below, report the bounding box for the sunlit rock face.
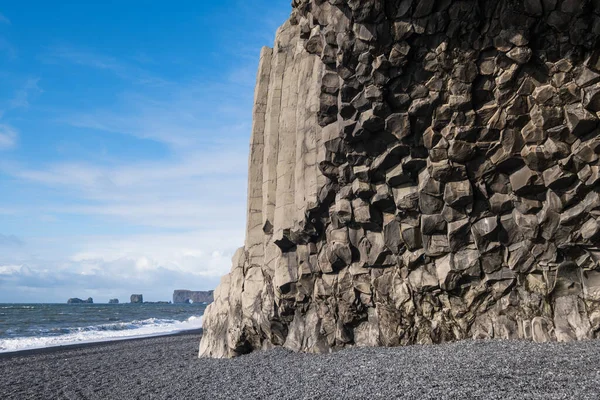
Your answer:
[200,0,600,358]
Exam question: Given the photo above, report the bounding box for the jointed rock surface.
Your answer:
[200,0,600,358]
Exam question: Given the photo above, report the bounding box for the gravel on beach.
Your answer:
[1,332,600,399]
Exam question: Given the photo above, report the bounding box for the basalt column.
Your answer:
[200,0,600,358]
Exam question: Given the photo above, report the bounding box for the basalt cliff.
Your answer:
[199,0,600,358]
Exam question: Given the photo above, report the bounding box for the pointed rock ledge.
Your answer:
[200,0,600,358]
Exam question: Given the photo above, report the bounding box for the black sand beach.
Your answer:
[2,333,600,399]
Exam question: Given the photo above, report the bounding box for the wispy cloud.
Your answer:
[1,76,252,228]
[0,124,17,150]
[0,13,10,25]
[9,78,41,109]
[7,149,248,229]
[57,75,255,149]
[0,78,41,123]
[42,46,169,86]
[0,234,24,247]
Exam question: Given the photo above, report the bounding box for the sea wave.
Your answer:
[0,316,203,353]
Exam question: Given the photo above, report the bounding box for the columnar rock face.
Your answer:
[200,0,600,358]
[173,290,214,304]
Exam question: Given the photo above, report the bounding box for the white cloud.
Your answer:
[0,75,250,298]
[0,229,242,302]
[8,143,249,229]
[0,13,10,25]
[67,229,242,276]
[0,80,38,148]
[0,265,21,275]
[0,124,17,149]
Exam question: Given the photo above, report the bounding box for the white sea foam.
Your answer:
[0,315,203,353]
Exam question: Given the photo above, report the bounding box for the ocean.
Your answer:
[0,303,206,353]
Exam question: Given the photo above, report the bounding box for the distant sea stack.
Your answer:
[130,294,143,304]
[200,0,600,358]
[173,290,214,304]
[67,297,93,304]
[109,299,119,304]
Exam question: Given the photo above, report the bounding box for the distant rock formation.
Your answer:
[67,297,93,304]
[109,299,119,304]
[130,294,143,304]
[173,290,214,304]
[200,0,600,359]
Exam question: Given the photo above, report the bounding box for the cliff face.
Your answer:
[67,297,93,304]
[130,294,143,304]
[200,0,600,358]
[173,290,214,304]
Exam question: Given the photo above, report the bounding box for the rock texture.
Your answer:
[109,299,119,304]
[130,294,143,304]
[67,297,93,304]
[200,0,600,358]
[173,290,214,304]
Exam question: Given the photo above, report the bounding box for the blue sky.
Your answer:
[0,1,292,302]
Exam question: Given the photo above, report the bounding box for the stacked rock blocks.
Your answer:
[200,0,600,357]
